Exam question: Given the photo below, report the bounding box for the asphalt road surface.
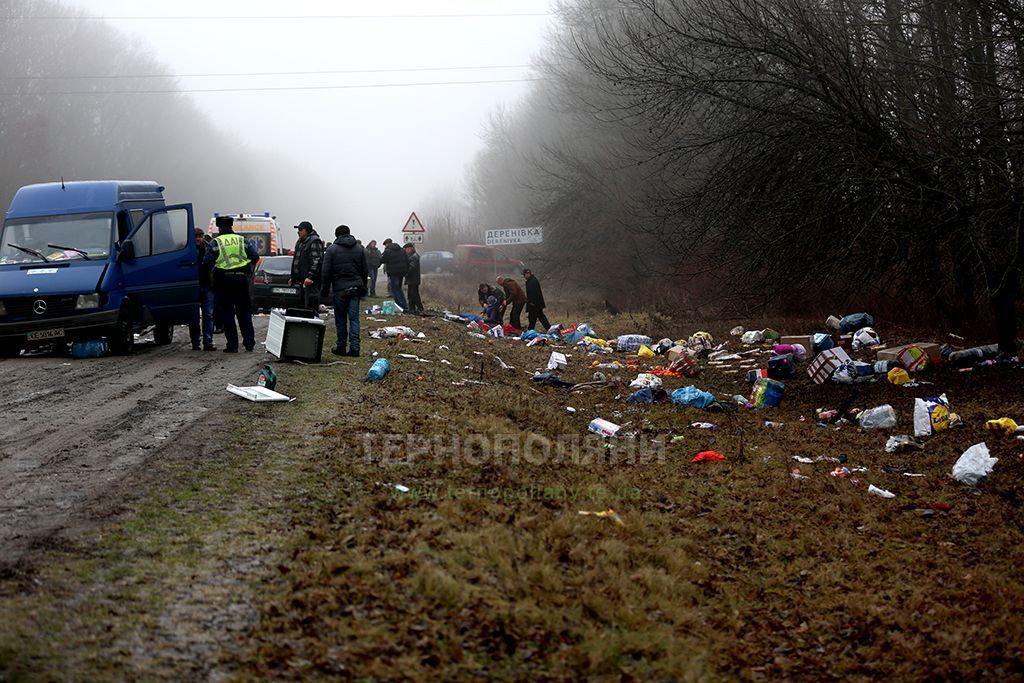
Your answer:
[0,317,271,565]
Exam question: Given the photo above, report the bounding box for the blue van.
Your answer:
[0,181,199,356]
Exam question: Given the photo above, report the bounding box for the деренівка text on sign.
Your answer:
[485,227,543,246]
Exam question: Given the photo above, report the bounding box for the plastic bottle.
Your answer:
[257,364,277,390]
[367,358,390,381]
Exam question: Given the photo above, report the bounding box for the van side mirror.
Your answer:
[119,239,136,262]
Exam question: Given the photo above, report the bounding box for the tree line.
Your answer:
[0,0,330,238]
[445,0,1023,349]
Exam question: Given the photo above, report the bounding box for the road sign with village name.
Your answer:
[401,212,425,243]
[485,226,543,246]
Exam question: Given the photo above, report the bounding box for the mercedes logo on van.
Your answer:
[33,299,47,315]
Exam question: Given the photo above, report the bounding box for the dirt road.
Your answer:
[0,319,270,565]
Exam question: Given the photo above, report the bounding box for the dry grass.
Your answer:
[238,305,1024,680]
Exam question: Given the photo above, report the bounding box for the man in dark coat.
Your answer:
[524,268,551,331]
[290,220,324,311]
[320,225,368,356]
[404,243,422,313]
[380,238,409,311]
[365,239,382,297]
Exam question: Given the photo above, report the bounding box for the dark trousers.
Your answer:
[215,271,255,351]
[528,307,550,332]
[369,268,379,297]
[188,285,215,348]
[508,302,524,330]
[407,281,422,312]
[301,284,320,312]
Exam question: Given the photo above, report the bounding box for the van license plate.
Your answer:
[272,287,295,294]
[27,328,64,341]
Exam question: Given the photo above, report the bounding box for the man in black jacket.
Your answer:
[380,239,409,311]
[524,268,551,331]
[321,225,368,356]
[365,240,382,297]
[404,243,422,313]
[290,220,324,311]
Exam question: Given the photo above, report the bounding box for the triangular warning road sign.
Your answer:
[402,212,426,233]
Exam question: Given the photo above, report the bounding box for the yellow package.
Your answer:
[986,418,1019,435]
[887,367,910,385]
[637,345,655,358]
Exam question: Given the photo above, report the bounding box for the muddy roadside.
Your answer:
[0,318,270,569]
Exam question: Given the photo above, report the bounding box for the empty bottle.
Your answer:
[367,358,390,381]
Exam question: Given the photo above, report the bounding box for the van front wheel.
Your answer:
[154,322,174,345]
[109,307,135,355]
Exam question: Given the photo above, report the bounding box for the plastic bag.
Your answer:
[628,373,662,390]
[749,378,784,407]
[859,404,896,430]
[839,312,874,333]
[913,394,950,437]
[986,417,1020,435]
[616,334,652,353]
[887,367,910,385]
[671,385,716,409]
[952,442,997,485]
[741,330,764,345]
[852,327,880,350]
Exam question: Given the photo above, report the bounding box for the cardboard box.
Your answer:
[876,343,942,363]
[666,345,690,363]
[807,347,851,384]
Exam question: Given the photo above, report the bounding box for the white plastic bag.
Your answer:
[952,442,997,485]
[852,327,881,350]
[740,330,764,345]
[628,373,662,390]
[867,484,896,498]
[914,394,950,437]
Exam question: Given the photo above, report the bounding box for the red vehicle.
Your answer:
[453,244,524,277]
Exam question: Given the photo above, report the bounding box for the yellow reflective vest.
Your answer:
[213,233,249,271]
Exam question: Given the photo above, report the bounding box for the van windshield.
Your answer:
[0,212,114,264]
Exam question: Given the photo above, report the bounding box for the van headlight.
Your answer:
[75,294,101,310]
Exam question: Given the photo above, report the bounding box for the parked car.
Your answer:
[420,250,455,273]
[453,244,524,277]
[0,180,198,356]
[251,255,301,311]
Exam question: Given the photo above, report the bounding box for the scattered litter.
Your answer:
[986,418,1021,435]
[226,384,294,402]
[547,351,568,371]
[885,435,924,453]
[868,484,896,498]
[859,405,896,430]
[952,442,997,485]
[578,508,625,526]
[257,364,277,390]
[566,406,576,414]
[692,450,725,462]
[672,385,717,409]
[494,356,514,370]
[913,394,951,437]
[689,422,717,430]
[367,358,390,381]
[588,418,622,437]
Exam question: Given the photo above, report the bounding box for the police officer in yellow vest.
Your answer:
[204,216,260,352]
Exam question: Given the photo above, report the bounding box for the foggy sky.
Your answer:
[66,0,553,250]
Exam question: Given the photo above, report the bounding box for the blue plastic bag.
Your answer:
[367,358,390,381]
[671,385,716,409]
